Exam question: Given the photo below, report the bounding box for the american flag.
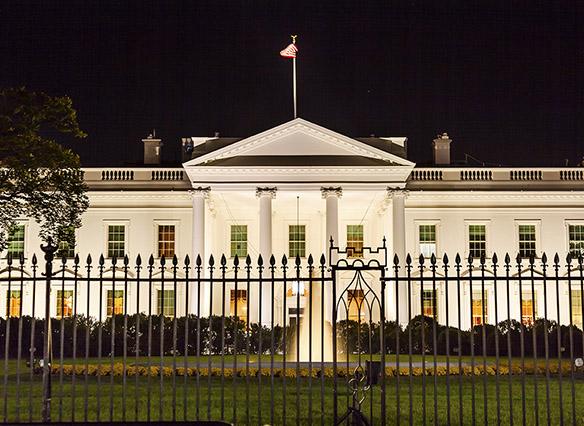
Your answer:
[279,43,298,58]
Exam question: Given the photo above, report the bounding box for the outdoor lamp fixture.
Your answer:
[291,280,305,296]
[575,358,583,368]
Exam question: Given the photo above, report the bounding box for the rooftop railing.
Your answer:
[410,167,584,183]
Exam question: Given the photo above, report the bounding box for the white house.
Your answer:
[2,118,584,330]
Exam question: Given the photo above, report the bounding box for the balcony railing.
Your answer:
[410,167,584,185]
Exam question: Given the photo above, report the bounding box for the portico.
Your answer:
[183,118,414,323]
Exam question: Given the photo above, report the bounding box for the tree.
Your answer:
[0,87,88,252]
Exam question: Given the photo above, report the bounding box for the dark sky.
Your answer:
[1,1,583,166]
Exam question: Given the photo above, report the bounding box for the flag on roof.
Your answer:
[279,43,298,58]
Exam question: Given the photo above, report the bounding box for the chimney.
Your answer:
[432,132,452,165]
[142,132,162,165]
[181,138,194,163]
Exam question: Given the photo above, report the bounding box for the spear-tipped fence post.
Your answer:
[41,237,58,423]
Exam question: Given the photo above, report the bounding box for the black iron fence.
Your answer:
[1,239,584,425]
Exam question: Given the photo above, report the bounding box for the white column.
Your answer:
[388,188,409,324]
[321,187,342,252]
[256,187,277,325]
[321,187,342,325]
[191,186,210,316]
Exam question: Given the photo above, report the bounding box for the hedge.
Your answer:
[2,314,583,359]
[50,362,574,378]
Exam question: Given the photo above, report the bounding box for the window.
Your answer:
[471,290,488,325]
[520,290,536,325]
[468,225,486,259]
[6,290,21,317]
[289,225,306,258]
[157,225,175,258]
[107,225,125,258]
[56,290,74,318]
[107,290,124,317]
[6,225,25,258]
[572,290,583,330]
[230,225,248,258]
[230,289,247,322]
[568,225,584,257]
[348,289,365,321]
[518,225,537,259]
[157,290,175,317]
[422,289,438,318]
[346,225,364,258]
[57,226,76,258]
[419,225,437,258]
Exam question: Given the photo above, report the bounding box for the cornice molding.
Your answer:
[188,166,412,175]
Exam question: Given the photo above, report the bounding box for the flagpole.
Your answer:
[293,57,297,118]
[292,35,297,118]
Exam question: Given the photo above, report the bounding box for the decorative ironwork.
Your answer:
[0,240,583,424]
[330,239,387,425]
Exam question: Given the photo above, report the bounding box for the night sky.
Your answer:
[1,1,583,167]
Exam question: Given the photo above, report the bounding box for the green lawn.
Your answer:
[2,361,584,424]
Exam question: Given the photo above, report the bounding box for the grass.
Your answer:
[2,359,584,424]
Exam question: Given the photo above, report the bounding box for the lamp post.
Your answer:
[41,238,57,423]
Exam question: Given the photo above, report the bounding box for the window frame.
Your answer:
[347,289,366,321]
[570,289,583,330]
[156,289,176,317]
[56,226,79,259]
[106,289,125,317]
[519,287,537,326]
[230,289,248,322]
[5,222,28,259]
[471,289,489,326]
[465,220,490,260]
[230,224,249,259]
[566,221,584,258]
[288,223,307,259]
[515,220,540,260]
[421,288,438,319]
[55,289,75,319]
[346,224,364,259]
[153,220,179,260]
[5,289,22,318]
[415,220,440,259]
[103,220,130,259]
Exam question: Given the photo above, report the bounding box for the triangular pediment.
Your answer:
[184,118,414,167]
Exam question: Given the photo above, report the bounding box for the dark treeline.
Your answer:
[1,314,582,359]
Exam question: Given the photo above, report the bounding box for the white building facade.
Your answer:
[2,118,584,330]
